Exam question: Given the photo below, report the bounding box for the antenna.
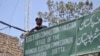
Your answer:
[24,0,31,31]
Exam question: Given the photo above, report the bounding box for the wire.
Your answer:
[0,27,8,31]
[9,0,20,24]
[0,0,3,6]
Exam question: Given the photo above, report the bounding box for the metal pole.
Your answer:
[0,21,27,32]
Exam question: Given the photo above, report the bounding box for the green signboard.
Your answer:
[24,11,100,56]
[76,12,100,55]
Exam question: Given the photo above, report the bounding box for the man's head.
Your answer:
[35,17,43,26]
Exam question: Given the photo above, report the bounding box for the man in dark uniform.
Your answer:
[20,17,47,37]
[30,17,47,32]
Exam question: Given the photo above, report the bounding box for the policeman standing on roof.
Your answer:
[30,17,47,32]
[20,17,47,38]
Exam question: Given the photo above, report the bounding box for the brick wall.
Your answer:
[0,33,23,56]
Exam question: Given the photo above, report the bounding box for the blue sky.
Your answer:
[0,0,100,39]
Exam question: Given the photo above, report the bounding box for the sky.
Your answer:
[0,0,100,40]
